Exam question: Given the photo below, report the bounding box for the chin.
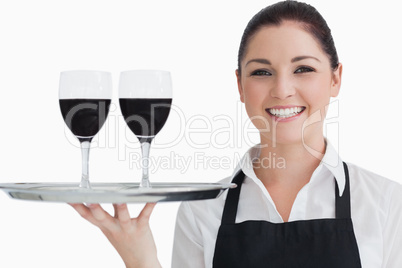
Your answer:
[261,133,304,147]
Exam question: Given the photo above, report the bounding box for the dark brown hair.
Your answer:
[237,0,339,74]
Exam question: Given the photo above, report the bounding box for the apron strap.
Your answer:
[335,162,351,219]
[221,162,351,224]
[221,169,245,224]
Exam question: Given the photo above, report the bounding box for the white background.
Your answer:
[0,0,401,267]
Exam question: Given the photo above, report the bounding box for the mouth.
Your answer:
[266,106,306,119]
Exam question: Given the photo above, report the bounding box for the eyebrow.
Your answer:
[291,55,321,63]
[245,58,272,67]
[245,55,321,67]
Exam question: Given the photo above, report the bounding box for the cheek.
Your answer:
[242,80,267,105]
[301,78,332,110]
[241,81,270,128]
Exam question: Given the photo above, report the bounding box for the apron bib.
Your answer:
[213,162,361,268]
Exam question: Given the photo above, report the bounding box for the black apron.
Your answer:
[213,162,362,267]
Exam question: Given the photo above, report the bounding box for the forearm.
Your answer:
[123,257,162,268]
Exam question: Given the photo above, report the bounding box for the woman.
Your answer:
[71,1,402,267]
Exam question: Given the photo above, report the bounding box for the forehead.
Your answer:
[244,21,327,63]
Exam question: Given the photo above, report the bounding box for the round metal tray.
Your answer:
[0,182,236,203]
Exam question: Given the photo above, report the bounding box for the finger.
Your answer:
[138,203,156,223]
[69,203,100,227]
[113,204,119,218]
[113,203,132,230]
[87,204,116,229]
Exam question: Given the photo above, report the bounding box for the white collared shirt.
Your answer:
[172,142,402,268]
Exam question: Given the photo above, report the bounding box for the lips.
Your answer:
[266,106,306,119]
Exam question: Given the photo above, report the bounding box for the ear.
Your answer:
[330,63,342,98]
[236,69,245,103]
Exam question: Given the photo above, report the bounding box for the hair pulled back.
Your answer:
[238,0,339,74]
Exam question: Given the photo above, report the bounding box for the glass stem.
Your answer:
[80,141,91,189]
[140,138,153,188]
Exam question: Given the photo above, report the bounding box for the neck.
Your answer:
[254,137,326,185]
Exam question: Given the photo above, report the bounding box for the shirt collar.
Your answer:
[235,140,346,196]
[320,141,345,196]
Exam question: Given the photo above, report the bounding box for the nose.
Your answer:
[270,74,295,99]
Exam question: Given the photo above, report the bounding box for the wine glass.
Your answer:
[59,70,112,189]
[119,70,172,188]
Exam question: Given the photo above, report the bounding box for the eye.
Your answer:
[251,70,272,76]
[294,66,315,73]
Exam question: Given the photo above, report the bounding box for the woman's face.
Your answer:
[237,21,342,146]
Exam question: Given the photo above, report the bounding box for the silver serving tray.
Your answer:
[0,182,236,203]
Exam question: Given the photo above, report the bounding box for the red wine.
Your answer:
[60,99,111,142]
[119,98,172,140]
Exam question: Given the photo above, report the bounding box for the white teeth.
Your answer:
[268,107,305,118]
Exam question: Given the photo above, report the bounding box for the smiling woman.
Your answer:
[172,2,402,268]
